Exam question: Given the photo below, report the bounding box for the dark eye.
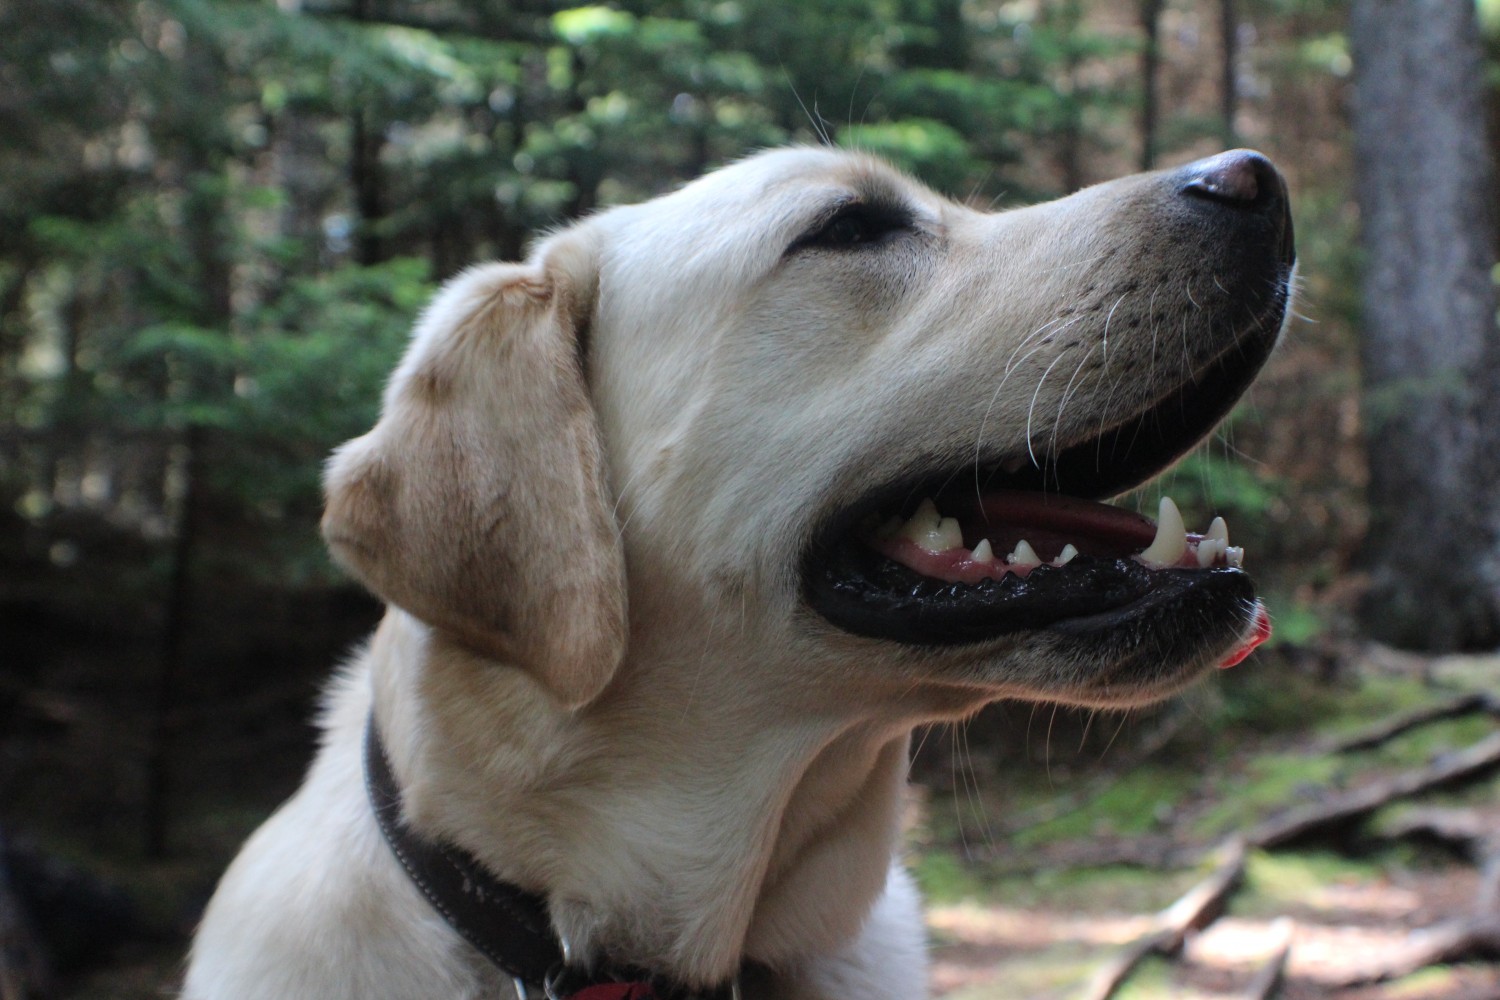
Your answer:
[793,203,912,251]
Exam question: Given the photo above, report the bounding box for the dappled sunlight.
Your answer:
[928,846,1495,997]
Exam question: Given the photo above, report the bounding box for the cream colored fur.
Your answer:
[185,147,1276,1000]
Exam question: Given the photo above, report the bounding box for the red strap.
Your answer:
[566,984,656,1000]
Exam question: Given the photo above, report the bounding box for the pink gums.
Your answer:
[868,532,1221,585]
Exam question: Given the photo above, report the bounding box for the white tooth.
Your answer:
[1055,543,1079,566]
[898,499,941,542]
[1225,545,1245,569]
[1139,496,1188,567]
[1007,539,1042,567]
[1196,537,1225,567]
[971,538,995,562]
[899,501,962,552]
[1206,516,1229,545]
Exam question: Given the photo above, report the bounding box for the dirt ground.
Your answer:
[917,648,1500,1000]
[928,862,1500,998]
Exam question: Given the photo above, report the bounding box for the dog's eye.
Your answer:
[794,204,912,251]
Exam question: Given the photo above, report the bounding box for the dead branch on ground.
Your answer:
[1323,691,1500,754]
[1247,731,1500,849]
[1080,837,1247,1000]
[1377,805,1491,855]
[1239,918,1294,1000]
[1333,915,1500,986]
[1330,798,1500,986]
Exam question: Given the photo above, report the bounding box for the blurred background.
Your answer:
[2,1,1499,998]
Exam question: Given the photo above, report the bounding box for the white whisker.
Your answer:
[1049,342,1102,459]
[1026,350,1077,468]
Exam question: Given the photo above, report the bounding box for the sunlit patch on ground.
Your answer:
[927,859,1500,1000]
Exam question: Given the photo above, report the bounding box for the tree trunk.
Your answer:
[350,108,386,266]
[1351,0,1500,650]
[1139,0,1164,171]
[349,0,387,265]
[145,425,203,859]
[1220,0,1238,148]
[1048,0,1087,193]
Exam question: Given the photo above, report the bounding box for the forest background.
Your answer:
[2,1,1500,998]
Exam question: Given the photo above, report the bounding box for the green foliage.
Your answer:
[841,119,975,194]
[1262,597,1325,647]
[1135,445,1283,526]
[1482,0,1500,35]
[216,258,431,504]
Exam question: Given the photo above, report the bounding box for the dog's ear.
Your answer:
[321,231,625,708]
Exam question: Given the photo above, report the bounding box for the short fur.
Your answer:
[186,148,1283,1000]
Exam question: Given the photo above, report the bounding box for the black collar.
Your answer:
[363,717,742,1000]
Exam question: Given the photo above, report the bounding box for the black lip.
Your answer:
[801,291,1288,647]
[806,546,1256,645]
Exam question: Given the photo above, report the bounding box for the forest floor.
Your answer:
[915,645,1500,999]
[23,643,1500,1000]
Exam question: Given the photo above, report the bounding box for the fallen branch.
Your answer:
[1333,915,1500,986]
[1323,692,1500,753]
[1239,917,1294,1000]
[1080,837,1247,1000]
[1476,848,1500,916]
[1377,805,1490,855]
[1247,731,1500,849]
[1325,804,1500,987]
[978,836,1194,876]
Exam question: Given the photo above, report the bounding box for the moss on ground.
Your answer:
[910,663,1500,997]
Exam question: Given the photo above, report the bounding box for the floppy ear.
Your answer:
[321,231,625,708]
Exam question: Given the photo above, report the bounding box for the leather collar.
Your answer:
[363,717,741,1000]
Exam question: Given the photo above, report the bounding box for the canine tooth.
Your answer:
[1196,538,1226,567]
[1226,545,1245,569]
[971,538,995,563]
[1139,496,1187,567]
[1206,516,1229,545]
[1056,543,1079,566]
[1007,539,1042,568]
[934,517,964,551]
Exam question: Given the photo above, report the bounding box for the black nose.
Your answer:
[1178,149,1294,263]
[1181,148,1284,205]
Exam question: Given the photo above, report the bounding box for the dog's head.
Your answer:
[323,146,1294,714]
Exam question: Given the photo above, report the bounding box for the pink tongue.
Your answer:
[976,491,1157,556]
[1218,604,1271,669]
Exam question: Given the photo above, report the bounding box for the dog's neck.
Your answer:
[367,608,924,988]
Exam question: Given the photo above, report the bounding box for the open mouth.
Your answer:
[801,304,1285,662]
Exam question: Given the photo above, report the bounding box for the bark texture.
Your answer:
[1138,0,1164,171]
[1350,0,1500,650]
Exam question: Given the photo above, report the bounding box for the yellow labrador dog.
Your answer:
[186,146,1293,1000]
